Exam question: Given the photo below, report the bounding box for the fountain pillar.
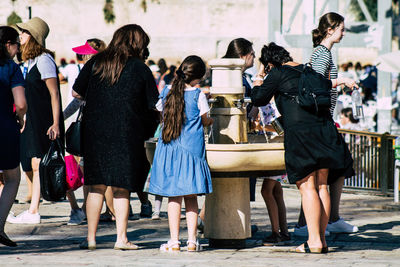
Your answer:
[204,59,251,249]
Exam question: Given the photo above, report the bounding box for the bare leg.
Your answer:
[0,167,21,232]
[168,196,182,246]
[104,186,115,216]
[86,184,106,242]
[112,186,130,244]
[184,195,198,244]
[199,202,205,221]
[28,158,41,214]
[316,169,330,248]
[296,172,322,249]
[66,191,80,210]
[273,182,289,235]
[329,176,344,222]
[261,179,280,234]
[25,171,33,202]
[154,195,163,213]
[81,185,88,213]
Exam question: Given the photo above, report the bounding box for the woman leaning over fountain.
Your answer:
[251,42,353,253]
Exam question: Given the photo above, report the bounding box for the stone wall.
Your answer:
[1,0,270,64]
[1,0,379,66]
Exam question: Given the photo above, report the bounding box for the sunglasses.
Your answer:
[7,41,20,47]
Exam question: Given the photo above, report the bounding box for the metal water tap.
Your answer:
[233,97,252,109]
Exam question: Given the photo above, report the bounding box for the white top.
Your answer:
[60,63,83,103]
[27,53,57,80]
[156,86,210,116]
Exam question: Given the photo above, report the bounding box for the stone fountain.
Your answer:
[144,58,285,249]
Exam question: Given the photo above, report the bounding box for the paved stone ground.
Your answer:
[1,178,400,267]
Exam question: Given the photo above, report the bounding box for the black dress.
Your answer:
[21,58,64,159]
[73,57,159,192]
[251,65,354,184]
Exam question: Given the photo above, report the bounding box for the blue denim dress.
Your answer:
[149,87,212,197]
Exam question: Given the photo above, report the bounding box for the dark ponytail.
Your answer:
[161,55,206,143]
[312,12,344,47]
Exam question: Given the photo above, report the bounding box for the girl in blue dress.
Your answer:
[149,55,213,252]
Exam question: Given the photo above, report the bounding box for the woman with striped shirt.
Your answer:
[294,12,359,242]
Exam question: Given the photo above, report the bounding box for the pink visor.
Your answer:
[72,41,98,55]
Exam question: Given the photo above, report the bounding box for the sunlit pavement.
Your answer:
[2,177,400,267]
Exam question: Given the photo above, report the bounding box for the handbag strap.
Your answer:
[74,62,95,122]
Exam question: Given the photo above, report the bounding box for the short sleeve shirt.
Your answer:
[0,59,25,118]
[28,53,57,80]
[156,85,210,116]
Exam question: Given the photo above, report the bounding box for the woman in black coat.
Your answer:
[73,24,159,250]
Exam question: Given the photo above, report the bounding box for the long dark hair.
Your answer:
[259,42,293,68]
[162,55,206,143]
[312,12,344,47]
[93,24,150,85]
[0,26,19,64]
[222,38,253,58]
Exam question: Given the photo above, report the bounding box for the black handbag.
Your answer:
[65,104,83,156]
[39,139,67,201]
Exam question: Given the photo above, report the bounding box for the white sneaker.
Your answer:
[6,211,15,223]
[327,218,359,233]
[151,211,160,220]
[67,209,86,225]
[293,225,330,237]
[7,210,40,224]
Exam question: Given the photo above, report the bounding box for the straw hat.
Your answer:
[16,17,49,47]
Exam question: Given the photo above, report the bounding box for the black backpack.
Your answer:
[283,63,332,113]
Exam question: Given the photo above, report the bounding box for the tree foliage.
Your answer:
[349,0,378,21]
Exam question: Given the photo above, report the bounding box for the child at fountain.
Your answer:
[257,101,291,245]
[148,55,213,252]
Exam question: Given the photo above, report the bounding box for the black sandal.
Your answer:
[295,242,322,253]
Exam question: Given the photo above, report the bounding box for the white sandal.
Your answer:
[160,240,181,252]
[186,240,202,252]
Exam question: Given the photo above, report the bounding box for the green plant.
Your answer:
[7,11,22,25]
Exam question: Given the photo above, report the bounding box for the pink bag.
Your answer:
[65,155,84,191]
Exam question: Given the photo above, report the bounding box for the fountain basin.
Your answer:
[145,140,286,174]
[206,143,285,173]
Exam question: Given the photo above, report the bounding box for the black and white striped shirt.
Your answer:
[310,45,338,116]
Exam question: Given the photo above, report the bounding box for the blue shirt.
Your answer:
[0,59,25,122]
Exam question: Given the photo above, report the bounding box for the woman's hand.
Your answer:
[337,77,359,89]
[18,116,25,131]
[47,124,60,140]
[253,63,267,87]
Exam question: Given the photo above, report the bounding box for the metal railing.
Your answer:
[338,129,397,194]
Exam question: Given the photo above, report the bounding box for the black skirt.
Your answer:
[284,120,354,184]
